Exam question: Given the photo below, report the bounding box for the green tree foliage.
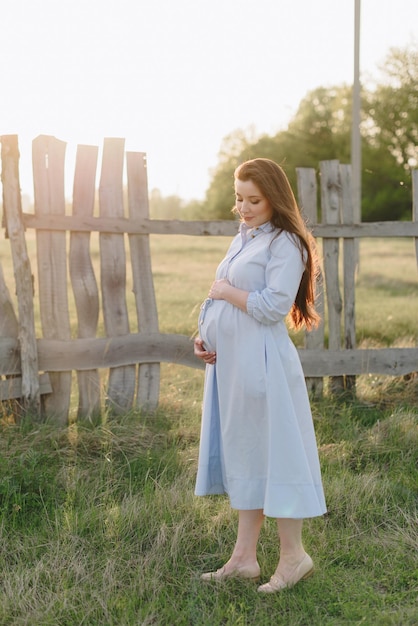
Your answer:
[203,45,417,222]
[361,45,418,220]
[362,143,411,222]
[366,46,418,170]
[286,84,353,165]
[203,86,354,220]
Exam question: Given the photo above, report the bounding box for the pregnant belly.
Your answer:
[198,298,228,352]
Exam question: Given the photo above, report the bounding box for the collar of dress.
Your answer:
[239,221,275,243]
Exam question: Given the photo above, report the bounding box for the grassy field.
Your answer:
[0,235,417,625]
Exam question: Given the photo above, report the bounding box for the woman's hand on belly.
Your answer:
[208,278,230,299]
[194,337,216,365]
[208,279,249,313]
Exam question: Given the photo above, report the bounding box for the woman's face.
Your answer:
[234,178,273,228]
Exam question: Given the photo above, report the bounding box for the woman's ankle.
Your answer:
[227,555,259,571]
[275,549,307,571]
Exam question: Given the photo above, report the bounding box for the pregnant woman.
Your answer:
[194,158,326,594]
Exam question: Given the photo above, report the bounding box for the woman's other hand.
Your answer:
[194,338,216,365]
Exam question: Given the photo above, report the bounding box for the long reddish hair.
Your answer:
[234,158,320,330]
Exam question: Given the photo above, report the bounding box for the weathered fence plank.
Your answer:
[28,336,418,378]
[300,348,418,377]
[296,167,325,396]
[127,151,160,410]
[0,338,20,375]
[1,135,41,415]
[33,135,72,423]
[340,164,356,391]
[2,330,417,379]
[35,334,195,371]
[0,373,51,402]
[20,213,418,238]
[69,144,101,422]
[99,138,136,413]
[320,160,344,393]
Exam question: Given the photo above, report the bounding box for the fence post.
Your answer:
[33,135,72,424]
[296,167,324,397]
[99,138,136,413]
[340,164,356,392]
[1,135,41,416]
[69,144,101,422]
[126,151,160,410]
[320,160,344,395]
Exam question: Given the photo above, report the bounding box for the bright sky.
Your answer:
[1,0,417,201]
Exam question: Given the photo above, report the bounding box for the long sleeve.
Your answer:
[246,232,305,325]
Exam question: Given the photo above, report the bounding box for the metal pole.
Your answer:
[351,0,361,224]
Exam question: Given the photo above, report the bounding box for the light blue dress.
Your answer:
[195,222,326,518]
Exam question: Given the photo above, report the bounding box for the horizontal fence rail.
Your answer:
[20,214,418,238]
[1,334,417,377]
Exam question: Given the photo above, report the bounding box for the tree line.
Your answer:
[150,44,417,222]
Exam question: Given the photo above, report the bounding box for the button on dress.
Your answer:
[195,223,327,518]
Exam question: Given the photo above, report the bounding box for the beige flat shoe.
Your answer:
[201,564,261,582]
[257,554,314,593]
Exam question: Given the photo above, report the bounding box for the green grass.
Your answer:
[0,388,416,625]
[0,235,417,624]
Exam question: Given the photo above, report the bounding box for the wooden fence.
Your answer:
[0,134,417,424]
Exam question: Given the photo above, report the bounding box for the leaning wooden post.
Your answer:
[126,151,160,410]
[1,135,41,416]
[33,135,72,424]
[320,160,344,395]
[340,164,356,393]
[296,167,324,397]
